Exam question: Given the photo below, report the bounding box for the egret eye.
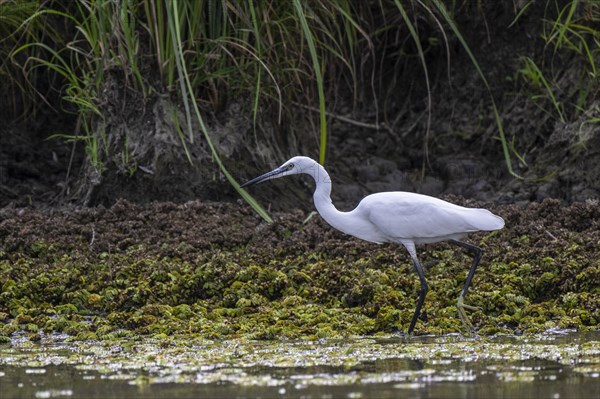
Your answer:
[286,163,294,170]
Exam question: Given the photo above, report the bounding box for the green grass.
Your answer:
[293,0,328,166]
[0,0,64,118]
[3,0,600,213]
[545,0,599,115]
[518,56,566,123]
[512,0,599,153]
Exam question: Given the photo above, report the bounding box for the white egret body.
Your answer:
[242,156,505,334]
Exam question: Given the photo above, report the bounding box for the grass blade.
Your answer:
[292,0,327,166]
[431,0,523,179]
[394,0,432,167]
[169,0,272,223]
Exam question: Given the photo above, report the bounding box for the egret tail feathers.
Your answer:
[469,209,505,231]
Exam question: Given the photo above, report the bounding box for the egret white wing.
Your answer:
[358,192,503,242]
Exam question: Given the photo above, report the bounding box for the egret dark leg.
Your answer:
[450,240,483,332]
[408,257,428,335]
[403,242,428,335]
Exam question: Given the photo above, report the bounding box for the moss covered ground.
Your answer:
[0,198,598,342]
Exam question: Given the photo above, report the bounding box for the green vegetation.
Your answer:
[2,0,598,212]
[0,199,598,341]
[516,0,599,124]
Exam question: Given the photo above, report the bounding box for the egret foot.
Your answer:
[392,329,412,338]
[456,295,480,333]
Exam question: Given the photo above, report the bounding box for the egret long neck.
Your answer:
[308,162,353,234]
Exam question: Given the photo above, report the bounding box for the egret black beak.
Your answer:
[240,166,285,188]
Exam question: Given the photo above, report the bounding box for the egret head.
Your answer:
[241,156,319,188]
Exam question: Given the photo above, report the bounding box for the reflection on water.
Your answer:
[1,330,599,399]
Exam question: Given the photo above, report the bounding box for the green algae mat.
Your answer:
[1,199,598,340]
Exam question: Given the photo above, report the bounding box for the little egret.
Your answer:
[241,156,505,334]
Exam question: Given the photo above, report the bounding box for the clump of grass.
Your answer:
[517,56,566,123]
[0,0,63,119]
[516,0,599,126]
[7,0,370,216]
[9,0,573,211]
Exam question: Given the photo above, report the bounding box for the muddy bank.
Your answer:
[0,197,598,341]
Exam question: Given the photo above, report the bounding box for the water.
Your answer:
[1,330,599,398]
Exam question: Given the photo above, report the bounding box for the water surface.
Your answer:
[1,330,599,398]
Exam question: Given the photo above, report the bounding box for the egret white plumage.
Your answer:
[241,156,505,334]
